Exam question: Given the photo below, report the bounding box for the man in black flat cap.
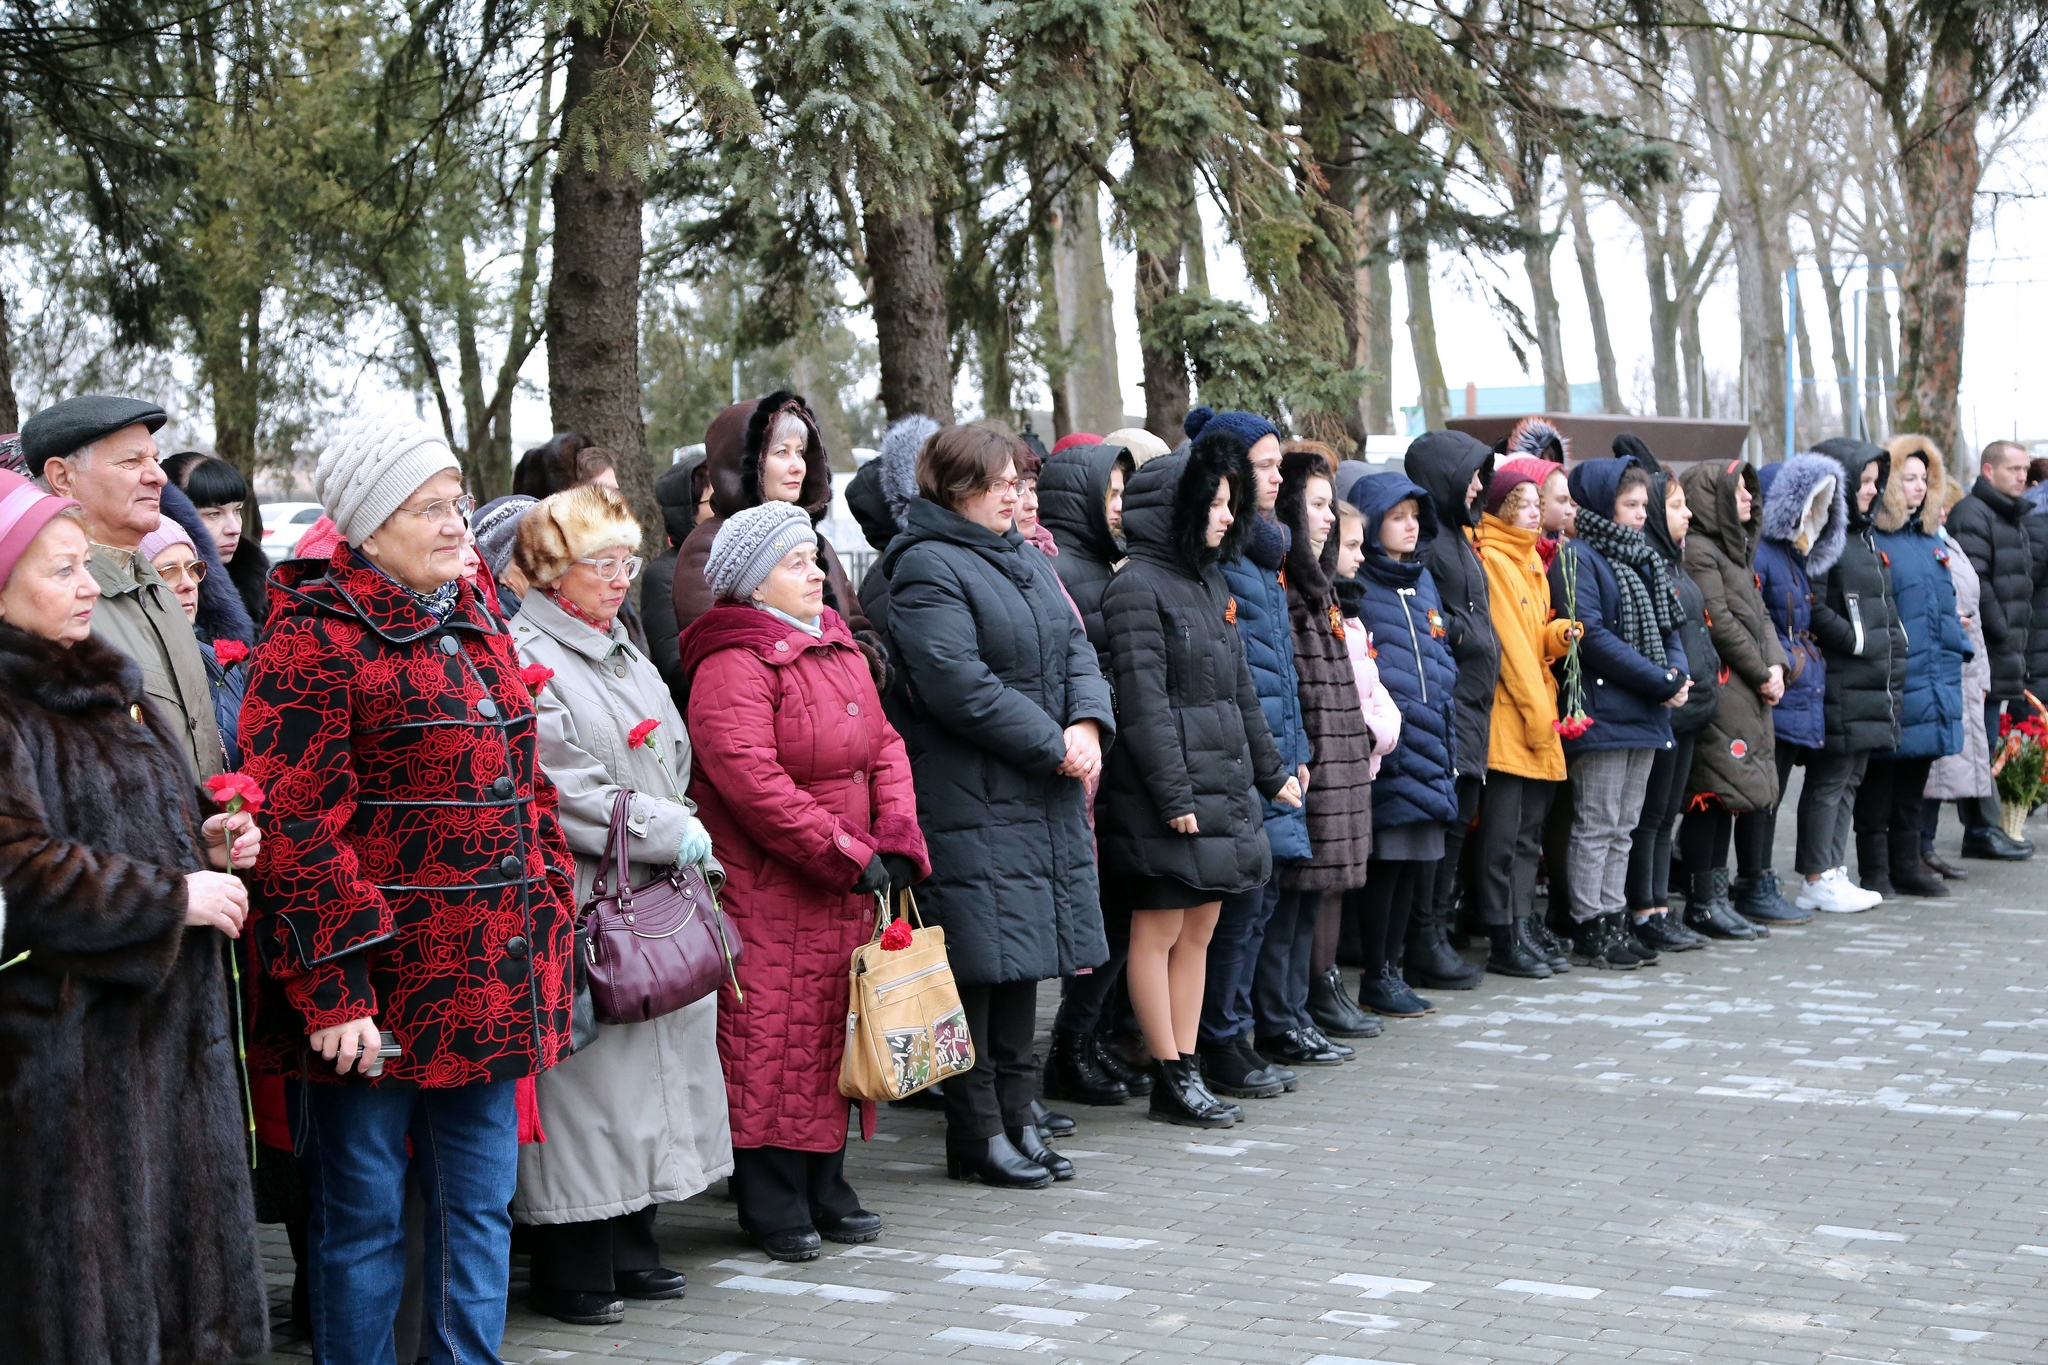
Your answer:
[26,394,224,781]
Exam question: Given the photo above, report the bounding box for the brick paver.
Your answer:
[255,801,2048,1364]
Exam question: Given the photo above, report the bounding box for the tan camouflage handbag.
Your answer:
[839,889,975,1102]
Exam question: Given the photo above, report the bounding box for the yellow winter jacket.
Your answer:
[1478,514,1576,781]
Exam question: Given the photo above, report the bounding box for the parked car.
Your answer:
[261,501,326,561]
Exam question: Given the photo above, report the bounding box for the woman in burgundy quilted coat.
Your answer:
[241,418,578,1365]
[679,502,928,1263]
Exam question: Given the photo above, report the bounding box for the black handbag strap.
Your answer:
[589,789,634,902]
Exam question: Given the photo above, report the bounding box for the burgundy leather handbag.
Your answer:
[580,789,741,1025]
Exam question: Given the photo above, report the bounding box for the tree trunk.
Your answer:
[1566,171,1621,414]
[864,199,954,424]
[1402,214,1449,432]
[1680,295,1706,419]
[1893,43,1976,455]
[1813,236,1855,434]
[1865,261,1895,442]
[1793,268,1819,446]
[0,285,17,435]
[1516,178,1570,412]
[1643,233,1681,417]
[548,14,655,533]
[1050,180,1124,434]
[1136,244,1188,442]
[1686,29,1786,461]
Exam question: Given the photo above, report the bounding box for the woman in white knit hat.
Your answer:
[241,415,581,1365]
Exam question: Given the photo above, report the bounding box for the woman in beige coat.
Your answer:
[508,485,733,1325]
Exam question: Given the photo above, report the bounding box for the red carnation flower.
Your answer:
[212,639,249,666]
[204,772,266,815]
[628,718,662,749]
[879,919,914,952]
[518,663,555,697]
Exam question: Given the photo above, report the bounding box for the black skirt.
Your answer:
[1101,873,1224,911]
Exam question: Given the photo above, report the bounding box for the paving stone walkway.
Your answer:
[257,804,2048,1364]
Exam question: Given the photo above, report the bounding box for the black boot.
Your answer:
[1630,910,1700,954]
[1889,830,1950,897]
[1236,1036,1297,1092]
[1196,1039,1285,1098]
[1090,1032,1151,1096]
[1042,1029,1128,1106]
[1309,965,1382,1038]
[1856,832,1895,898]
[1187,1054,1244,1122]
[945,1133,1055,1188]
[1147,1057,1235,1128]
[1523,915,1571,973]
[1693,869,1758,938]
[1486,922,1552,978]
[1403,899,1484,990]
[1005,1123,1075,1181]
[1028,1099,1073,1136]
[1570,914,1641,970]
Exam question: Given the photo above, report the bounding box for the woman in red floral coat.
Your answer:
[679,502,928,1263]
[241,418,577,1365]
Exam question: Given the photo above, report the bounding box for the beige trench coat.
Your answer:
[509,588,733,1224]
[87,543,225,782]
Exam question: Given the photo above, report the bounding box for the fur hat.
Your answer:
[704,501,817,603]
[313,416,462,545]
[513,484,642,586]
[878,414,941,531]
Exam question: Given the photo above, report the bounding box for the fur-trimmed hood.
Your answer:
[1120,440,1255,577]
[1813,436,1890,533]
[703,391,832,522]
[1876,434,1952,534]
[1760,452,1849,575]
[876,413,940,532]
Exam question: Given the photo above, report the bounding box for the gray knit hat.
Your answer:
[704,501,817,603]
[313,415,463,544]
[472,495,537,578]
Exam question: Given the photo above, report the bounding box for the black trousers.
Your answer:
[1854,755,1935,838]
[1541,771,1575,931]
[1053,902,1130,1036]
[1359,858,1426,973]
[942,979,1040,1140]
[729,1145,860,1240]
[1626,735,1696,911]
[1774,742,1869,875]
[1678,803,1775,882]
[525,1206,664,1294]
[1428,775,1485,930]
[1475,773,1554,926]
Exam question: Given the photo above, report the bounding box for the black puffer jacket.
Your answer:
[879,498,1117,984]
[1405,430,1498,777]
[1949,473,2034,700]
[1645,469,1719,738]
[643,450,705,707]
[2023,495,2048,694]
[1096,442,1288,896]
[1808,438,1906,754]
[1039,442,1134,684]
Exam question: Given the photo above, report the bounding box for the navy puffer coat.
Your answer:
[1547,457,1687,755]
[1221,514,1312,861]
[1871,444,1966,761]
[1404,430,1499,778]
[1756,456,1845,752]
[878,497,1117,984]
[1346,472,1459,829]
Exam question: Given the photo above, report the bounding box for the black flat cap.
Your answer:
[21,394,169,475]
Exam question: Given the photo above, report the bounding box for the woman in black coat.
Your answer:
[879,424,1117,1188]
[1095,435,1300,1128]
[0,479,268,1365]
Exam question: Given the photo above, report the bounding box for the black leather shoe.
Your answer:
[758,1227,823,1262]
[1962,825,2033,860]
[615,1266,687,1299]
[1256,1027,1346,1065]
[1090,1033,1152,1096]
[1486,922,1552,978]
[1570,915,1641,970]
[1309,966,1383,1038]
[1030,1099,1074,1136]
[1923,848,1969,880]
[1042,1028,1128,1106]
[1235,1036,1297,1091]
[528,1287,626,1324]
[1300,1023,1355,1061]
[946,1133,1055,1188]
[1197,1041,1285,1098]
[1631,911,1699,955]
[817,1210,883,1244]
[1006,1124,1075,1181]
[1523,916,1571,973]
[1147,1056,1235,1127]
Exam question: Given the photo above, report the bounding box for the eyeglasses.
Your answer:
[398,495,476,525]
[156,559,208,587]
[576,555,644,582]
[981,478,1022,495]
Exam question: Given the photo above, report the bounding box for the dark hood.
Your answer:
[1567,454,1639,522]
[1680,459,1762,568]
[704,391,832,522]
[1348,470,1436,588]
[845,458,897,551]
[1120,441,1255,577]
[1643,470,1683,565]
[160,480,255,645]
[1811,436,1890,532]
[1039,442,1131,566]
[655,451,707,549]
[1403,429,1493,531]
[875,493,1034,590]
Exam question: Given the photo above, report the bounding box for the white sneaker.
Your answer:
[1794,869,1875,914]
[1833,866,1886,909]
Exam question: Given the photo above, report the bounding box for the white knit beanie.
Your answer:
[314,416,463,545]
[705,502,817,603]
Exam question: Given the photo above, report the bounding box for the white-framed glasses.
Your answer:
[400,494,476,525]
[577,555,644,582]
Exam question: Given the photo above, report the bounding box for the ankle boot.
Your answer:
[1147,1057,1235,1128]
[1888,830,1950,897]
[1486,921,1552,978]
[1041,1028,1128,1106]
[1403,900,1484,990]
[1691,868,1758,940]
[1523,915,1571,972]
[1089,1032,1151,1096]
[1308,966,1382,1038]
[1184,1053,1243,1122]
[945,1133,1054,1188]
[1855,832,1895,897]
[1004,1123,1075,1180]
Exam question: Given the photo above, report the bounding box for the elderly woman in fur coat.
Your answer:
[0,469,268,1364]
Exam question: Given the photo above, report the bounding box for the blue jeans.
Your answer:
[1251,886,1316,1034]
[1199,875,1284,1046]
[292,1079,519,1365]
